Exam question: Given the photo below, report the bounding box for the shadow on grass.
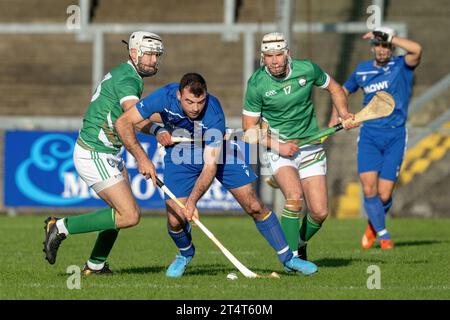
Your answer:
[116,264,233,276]
[116,265,166,275]
[314,258,354,267]
[57,265,166,276]
[314,257,392,267]
[393,240,445,247]
[186,264,235,276]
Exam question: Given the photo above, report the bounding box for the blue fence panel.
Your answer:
[4,130,241,210]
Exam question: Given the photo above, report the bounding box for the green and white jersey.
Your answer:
[243,59,330,140]
[78,61,143,154]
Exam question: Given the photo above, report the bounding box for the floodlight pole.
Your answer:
[276,0,293,50]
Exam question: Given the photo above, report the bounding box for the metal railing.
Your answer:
[407,72,450,147]
[0,0,406,94]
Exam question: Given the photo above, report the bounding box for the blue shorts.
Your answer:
[163,142,257,199]
[357,126,407,181]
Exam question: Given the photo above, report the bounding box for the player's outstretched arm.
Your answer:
[329,87,350,127]
[115,106,157,185]
[326,78,358,129]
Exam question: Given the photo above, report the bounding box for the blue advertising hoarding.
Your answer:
[4,130,241,210]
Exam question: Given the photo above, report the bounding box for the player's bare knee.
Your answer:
[249,201,264,216]
[129,212,141,227]
[285,190,302,201]
[362,185,377,197]
[121,207,141,228]
[310,208,328,224]
[244,199,265,218]
[379,192,392,204]
[167,213,185,230]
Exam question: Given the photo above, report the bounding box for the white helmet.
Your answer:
[371,26,396,45]
[128,31,164,76]
[260,32,289,54]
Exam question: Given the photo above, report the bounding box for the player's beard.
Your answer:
[135,55,159,77]
[269,65,287,78]
[268,63,288,78]
[137,62,158,77]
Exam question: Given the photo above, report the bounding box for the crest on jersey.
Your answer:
[298,78,307,87]
[362,75,367,82]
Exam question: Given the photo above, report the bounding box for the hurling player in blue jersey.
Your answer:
[115,73,318,277]
[330,27,422,250]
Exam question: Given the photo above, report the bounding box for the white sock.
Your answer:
[87,260,105,270]
[56,219,69,236]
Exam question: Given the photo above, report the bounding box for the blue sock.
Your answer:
[364,196,391,240]
[168,223,195,258]
[383,197,393,215]
[254,212,293,264]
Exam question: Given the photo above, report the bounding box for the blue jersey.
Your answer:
[344,56,415,129]
[135,83,256,198]
[136,83,226,154]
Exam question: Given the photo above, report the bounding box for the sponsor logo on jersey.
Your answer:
[363,80,389,94]
[298,78,306,86]
[265,90,277,97]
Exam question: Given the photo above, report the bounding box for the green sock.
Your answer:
[65,208,117,235]
[88,229,120,264]
[299,213,322,243]
[281,208,300,251]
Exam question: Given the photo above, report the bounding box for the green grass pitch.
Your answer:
[1,215,449,300]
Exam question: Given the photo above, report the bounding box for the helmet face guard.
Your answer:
[370,38,395,65]
[259,32,290,77]
[370,38,394,49]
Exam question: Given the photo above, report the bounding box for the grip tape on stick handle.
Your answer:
[295,123,343,147]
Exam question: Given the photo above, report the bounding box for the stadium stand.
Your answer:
[0,0,74,23]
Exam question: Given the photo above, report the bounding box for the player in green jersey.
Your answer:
[43,31,165,274]
[242,32,357,260]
